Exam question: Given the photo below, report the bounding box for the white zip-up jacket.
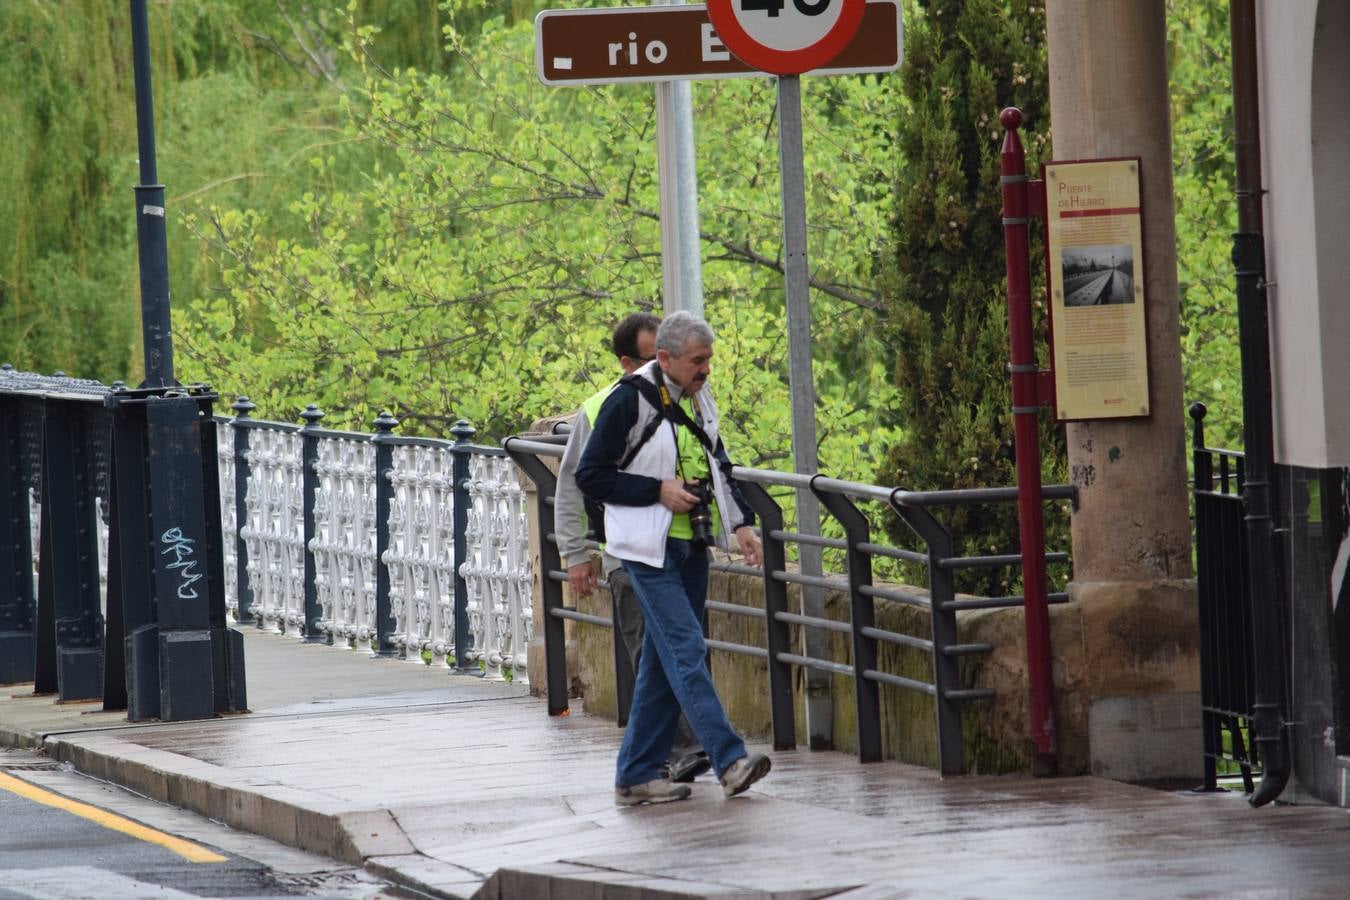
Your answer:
[575,362,755,568]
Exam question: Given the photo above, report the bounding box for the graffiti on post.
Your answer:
[160,527,202,600]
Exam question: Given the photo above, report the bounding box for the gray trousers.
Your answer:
[610,567,702,760]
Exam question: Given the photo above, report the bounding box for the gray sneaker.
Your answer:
[720,752,771,798]
[615,779,693,806]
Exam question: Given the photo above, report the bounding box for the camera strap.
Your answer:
[615,370,714,472]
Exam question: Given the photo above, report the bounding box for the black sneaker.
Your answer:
[667,751,712,783]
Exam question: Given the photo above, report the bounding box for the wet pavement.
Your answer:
[3,630,1350,898]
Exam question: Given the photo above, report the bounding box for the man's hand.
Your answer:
[567,562,597,596]
[735,526,762,568]
[659,479,700,513]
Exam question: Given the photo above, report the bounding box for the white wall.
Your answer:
[1258,0,1350,467]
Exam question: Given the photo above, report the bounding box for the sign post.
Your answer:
[653,1,703,317]
[704,0,866,751]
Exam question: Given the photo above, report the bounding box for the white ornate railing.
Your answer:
[384,442,455,663]
[216,412,531,682]
[238,426,306,634]
[217,419,239,622]
[463,454,533,678]
[312,434,378,647]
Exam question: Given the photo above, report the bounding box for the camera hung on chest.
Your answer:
[684,478,716,547]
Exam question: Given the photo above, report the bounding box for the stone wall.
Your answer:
[560,557,1150,777]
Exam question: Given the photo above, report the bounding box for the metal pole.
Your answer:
[502,438,570,715]
[1230,0,1288,808]
[450,420,477,673]
[999,108,1057,776]
[654,0,704,315]
[371,411,400,657]
[129,0,175,388]
[776,74,831,749]
[230,397,257,625]
[299,405,325,643]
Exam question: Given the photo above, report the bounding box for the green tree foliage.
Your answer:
[4,0,1243,554]
[1168,0,1240,451]
[179,1,902,493]
[0,1,140,376]
[874,0,1064,594]
[0,0,454,381]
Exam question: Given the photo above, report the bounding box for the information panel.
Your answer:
[1044,158,1151,421]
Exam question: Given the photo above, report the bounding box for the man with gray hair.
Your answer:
[577,311,771,806]
[554,312,711,784]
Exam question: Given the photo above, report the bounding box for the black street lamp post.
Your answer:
[130,0,174,388]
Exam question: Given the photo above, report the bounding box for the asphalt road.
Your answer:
[0,749,409,900]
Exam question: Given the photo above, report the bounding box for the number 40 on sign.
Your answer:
[707,0,866,75]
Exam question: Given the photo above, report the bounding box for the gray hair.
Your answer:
[655,311,715,356]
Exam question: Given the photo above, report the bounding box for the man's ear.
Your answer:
[656,349,671,366]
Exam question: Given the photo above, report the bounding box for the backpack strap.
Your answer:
[616,375,668,470]
[614,371,716,469]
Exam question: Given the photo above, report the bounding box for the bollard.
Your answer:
[1000,107,1058,776]
[371,411,400,657]
[299,405,326,643]
[450,420,477,673]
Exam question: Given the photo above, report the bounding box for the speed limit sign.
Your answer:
[706,0,866,75]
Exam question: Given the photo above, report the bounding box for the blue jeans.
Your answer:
[615,538,747,788]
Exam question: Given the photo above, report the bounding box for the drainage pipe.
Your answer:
[1229,0,1289,808]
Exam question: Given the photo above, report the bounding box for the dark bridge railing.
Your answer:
[0,366,247,720]
[2,366,533,723]
[0,368,110,697]
[1190,402,1259,791]
[504,428,1076,776]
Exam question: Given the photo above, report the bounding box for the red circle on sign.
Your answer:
[706,0,866,76]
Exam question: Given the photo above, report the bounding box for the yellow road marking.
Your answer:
[0,771,227,863]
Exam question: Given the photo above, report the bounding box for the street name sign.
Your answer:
[535,0,900,86]
[706,0,865,75]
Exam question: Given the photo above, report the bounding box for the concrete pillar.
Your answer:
[1045,0,1201,781]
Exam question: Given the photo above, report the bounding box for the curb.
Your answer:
[0,725,39,751]
[40,731,473,898]
[477,863,838,899]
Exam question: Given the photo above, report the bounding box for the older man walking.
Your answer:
[554,312,711,784]
[577,311,771,805]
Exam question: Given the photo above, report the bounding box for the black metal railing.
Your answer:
[504,429,1075,776]
[1190,402,1259,791]
[0,366,246,720]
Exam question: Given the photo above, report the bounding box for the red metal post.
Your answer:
[999,107,1058,777]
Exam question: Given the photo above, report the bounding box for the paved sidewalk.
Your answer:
[4,630,1350,898]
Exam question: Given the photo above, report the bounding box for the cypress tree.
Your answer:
[876,0,1065,595]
